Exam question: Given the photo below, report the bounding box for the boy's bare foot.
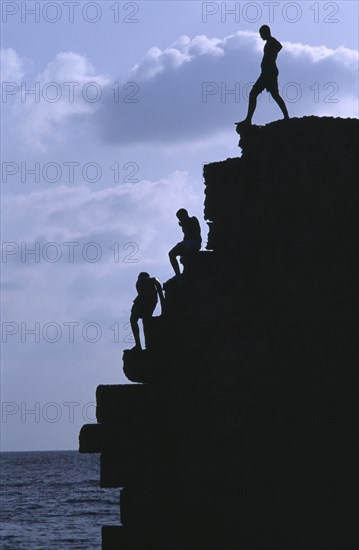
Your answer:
[131,345,142,352]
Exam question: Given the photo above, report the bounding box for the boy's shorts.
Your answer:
[131,298,157,319]
[170,240,201,258]
[253,71,279,95]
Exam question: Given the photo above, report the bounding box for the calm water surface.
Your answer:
[0,451,120,550]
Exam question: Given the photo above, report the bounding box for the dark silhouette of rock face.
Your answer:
[79,117,359,550]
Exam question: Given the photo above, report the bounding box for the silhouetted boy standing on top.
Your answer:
[238,25,289,126]
[169,209,202,277]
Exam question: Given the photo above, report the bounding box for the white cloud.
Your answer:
[2,170,203,321]
[2,49,110,150]
[0,48,25,83]
[282,41,359,65]
[3,32,358,151]
[98,30,358,145]
[1,166,205,451]
[130,34,224,81]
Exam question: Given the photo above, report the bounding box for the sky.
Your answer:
[1,0,358,451]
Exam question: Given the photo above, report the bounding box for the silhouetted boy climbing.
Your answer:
[169,209,202,277]
[130,272,164,350]
[237,25,289,126]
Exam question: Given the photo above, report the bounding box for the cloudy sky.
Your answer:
[1,1,358,451]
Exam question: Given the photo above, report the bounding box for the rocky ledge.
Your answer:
[80,117,358,550]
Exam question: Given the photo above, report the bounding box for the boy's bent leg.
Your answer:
[169,243,183,276]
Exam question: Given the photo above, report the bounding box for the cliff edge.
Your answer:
[80,117,358,550]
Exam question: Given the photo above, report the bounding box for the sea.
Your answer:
[0,451,121,550]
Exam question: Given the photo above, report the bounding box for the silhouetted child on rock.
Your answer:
[169,209,202,277]
[130,272,164,350]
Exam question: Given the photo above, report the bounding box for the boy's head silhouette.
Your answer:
[259,25,271,40]
[138,272,150,281]
[176,208,189,222]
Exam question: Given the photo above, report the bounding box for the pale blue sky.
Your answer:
[1,1,358,450]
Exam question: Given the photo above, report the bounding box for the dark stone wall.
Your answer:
[80,117,358,550]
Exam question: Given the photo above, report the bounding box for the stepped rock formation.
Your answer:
[79,117,358,550]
